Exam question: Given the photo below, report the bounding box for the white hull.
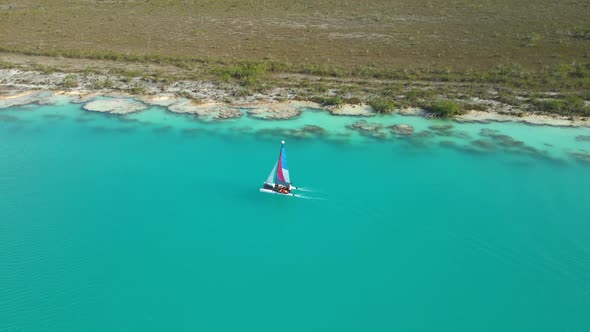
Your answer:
[259,188,294,196]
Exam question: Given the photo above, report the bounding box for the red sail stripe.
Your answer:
[277,151,285,182]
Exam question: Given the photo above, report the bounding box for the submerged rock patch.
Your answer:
[416,130,435,138]
[300,125,327,136]
[181,128,203,136]
[439,140,457,148]
[470,139,496,150]
[428,124,454,131]
[350,120,383,132]
[42,114,66,120]
[257,124,327,139]
[439,139,493,154]
[0,114,20,122]
[478,128,551,157]
[348,120,388,139]
[388,124,414,136]
[153,125,173,133]
[480,128,523,147]
[571,151,590,164]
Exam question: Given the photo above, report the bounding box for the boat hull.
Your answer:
[259,188,294,196]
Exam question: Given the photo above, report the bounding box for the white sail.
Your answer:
[265,161,278,184]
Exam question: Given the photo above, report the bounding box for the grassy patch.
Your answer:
[0,61,15,69]
[0,0,589,73]
[530,95,590,116]
[213,62,268,86]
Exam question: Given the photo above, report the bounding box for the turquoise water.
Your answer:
[1,101,590,331]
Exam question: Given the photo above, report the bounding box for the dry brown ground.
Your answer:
[1,0,589,70]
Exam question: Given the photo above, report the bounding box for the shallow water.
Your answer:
[1,102,590,331]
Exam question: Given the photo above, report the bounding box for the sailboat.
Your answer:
[260,140,297,196]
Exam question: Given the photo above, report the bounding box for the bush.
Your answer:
[344,97,362,105]
[405,89,435,100]
[62,75,79,88]
[312,96,343,107]
[459,102,488,112]
[127,84,146,95]
[402,89,436,106]
[369,98,397,113]
[423,100,460,117]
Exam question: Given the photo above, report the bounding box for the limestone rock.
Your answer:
[82,99,148,114]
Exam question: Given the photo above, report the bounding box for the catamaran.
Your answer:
[260,140,297,196]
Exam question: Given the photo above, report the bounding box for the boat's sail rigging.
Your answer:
[260,140,296,195]
[275,141,291,186]
[263,141,292,186]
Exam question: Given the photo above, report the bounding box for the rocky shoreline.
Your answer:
[2,85,590,165]
[1,68,590,127]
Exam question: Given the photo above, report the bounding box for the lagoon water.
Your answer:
[1,101,590,331]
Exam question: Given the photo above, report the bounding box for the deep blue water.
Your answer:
[1,102,590,331]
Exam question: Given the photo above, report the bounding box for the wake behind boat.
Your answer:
[260,140,297,196]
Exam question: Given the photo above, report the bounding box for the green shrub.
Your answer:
[312,96,343,107]
[458,102,488,112]
[423,100,460,117]
[127,84,145,95]
[369,98,397,113]
[62,75,79,88]
[404,89,435,104]
[344,97,362,105]
[311,83,328,93]
[92,78,114,90]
